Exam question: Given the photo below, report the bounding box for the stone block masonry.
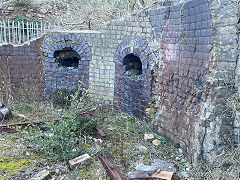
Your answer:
[148,0,214,161]
[0,0,239,163]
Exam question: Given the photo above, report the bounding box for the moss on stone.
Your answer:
[0,156,32,175]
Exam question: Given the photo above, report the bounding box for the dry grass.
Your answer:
[45,0,160,30]
[191,146,240,180]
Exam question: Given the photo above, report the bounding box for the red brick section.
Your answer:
[148,0,213,160]
[0,37,45,101]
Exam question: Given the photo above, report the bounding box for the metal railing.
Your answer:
[0,20,50,45]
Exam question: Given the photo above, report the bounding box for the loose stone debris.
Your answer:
[30,170,51,180]
[0,104,189,179]
[69,153,91,169]
[136,144,148,154]
[128,171,150,179]
[151,169,173,180]
[144,134,154,141]
[0,102,11,121]
[129,159,177,180]
[152,139,161,146]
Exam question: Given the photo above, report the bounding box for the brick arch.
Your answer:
[43,34,92,97]
[113,37,153,120]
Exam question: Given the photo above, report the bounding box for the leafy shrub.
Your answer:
[29,86,97,161]
[30,119,85,161]
[13,0,32,9]
[50,88,76,108]
[12,16,40,24]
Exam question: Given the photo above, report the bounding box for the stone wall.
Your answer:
[198,0,239,161]
[0,0,239,162]
[0,37,45,101]
[148,0,213,161]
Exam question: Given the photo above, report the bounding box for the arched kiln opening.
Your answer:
[123,53,142,76]
[43,34,92,97]
[54,48,81,69]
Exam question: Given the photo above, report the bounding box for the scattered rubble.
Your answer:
[0,103,11,121]
[152,159,176,173]
[151,170,173,180]
[152,139,161,146]
[69,154,91,169]
[136,144,148,154]
[30,170,51,180]
[128,171,150,179]
[135,164,156,175]
[0,104,190,179]
[131,159,177,180]
[144,134,154,141]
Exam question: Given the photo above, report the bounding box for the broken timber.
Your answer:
[99,155,126,180]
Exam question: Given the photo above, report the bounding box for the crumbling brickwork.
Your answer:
[43,33,91,97]
[0,37,45,101]
[148,0,213,161]
[0,0,239,163]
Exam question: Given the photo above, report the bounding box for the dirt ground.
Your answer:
[0,102,191,180]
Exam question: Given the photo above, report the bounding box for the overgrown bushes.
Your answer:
[50,88,76,109]
[13,0,32,9]
[28,87,98,161]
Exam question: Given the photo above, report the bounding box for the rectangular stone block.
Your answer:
[69,154,91,169]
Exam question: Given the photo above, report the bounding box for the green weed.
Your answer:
[13,0,32,9]
[28,86,97,161]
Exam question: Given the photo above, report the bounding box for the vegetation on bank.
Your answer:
[0,86,239,179]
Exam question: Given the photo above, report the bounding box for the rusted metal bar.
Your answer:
[99,155,126,180]
[97,127,106,138]
[0,119,60,133]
